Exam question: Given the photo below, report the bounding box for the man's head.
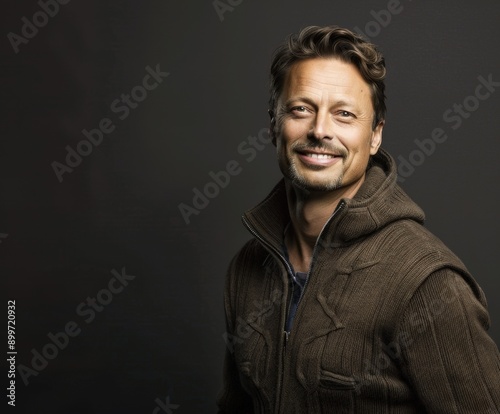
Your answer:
[269,26,387,194]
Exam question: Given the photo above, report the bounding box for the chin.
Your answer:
[289,172,343,193]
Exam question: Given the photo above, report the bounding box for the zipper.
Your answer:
[277,330,290,414]
[242,215,294,277]
[241,200,346,413]
[241,216,294,414]
[294,200,346,313]
[241,215,296,340]
[279,201,346,413]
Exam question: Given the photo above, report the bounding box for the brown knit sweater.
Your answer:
[218,149,500,413]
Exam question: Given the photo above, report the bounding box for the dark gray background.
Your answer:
[2,1,499,413]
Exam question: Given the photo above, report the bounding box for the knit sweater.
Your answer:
[218,149,500,413]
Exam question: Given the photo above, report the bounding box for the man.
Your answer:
[218,26,500,413]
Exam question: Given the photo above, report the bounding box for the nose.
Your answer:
[309,110,334,141]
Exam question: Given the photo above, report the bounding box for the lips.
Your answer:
[296,150,342,166]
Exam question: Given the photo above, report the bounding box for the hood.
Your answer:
[242,148,425,252]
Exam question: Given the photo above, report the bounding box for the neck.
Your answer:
[284,177,364,272]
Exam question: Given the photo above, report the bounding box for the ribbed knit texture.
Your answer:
[217,149,500,413]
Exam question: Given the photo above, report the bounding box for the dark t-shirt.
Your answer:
[282,240,308,332]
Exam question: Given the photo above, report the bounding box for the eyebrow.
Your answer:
[284,96,316,107]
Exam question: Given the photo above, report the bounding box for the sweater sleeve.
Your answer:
[397,269,500,413]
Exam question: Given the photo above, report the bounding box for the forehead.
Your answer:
[282,57,372,107]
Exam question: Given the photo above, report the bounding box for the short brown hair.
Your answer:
[269,25,386,130]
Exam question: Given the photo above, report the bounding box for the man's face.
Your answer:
[274,57,383,194]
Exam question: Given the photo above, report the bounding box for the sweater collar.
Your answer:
[242,148,425,252]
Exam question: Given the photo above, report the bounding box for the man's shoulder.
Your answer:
[368,218,470,282]
[380,218,460,257]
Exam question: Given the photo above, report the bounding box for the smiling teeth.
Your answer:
[307,153,334,159]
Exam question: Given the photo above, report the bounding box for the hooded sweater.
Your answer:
[218,149,500,413]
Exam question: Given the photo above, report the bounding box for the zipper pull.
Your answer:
[283,331,290,353]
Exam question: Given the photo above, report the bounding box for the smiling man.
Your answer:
[218,26,500,413]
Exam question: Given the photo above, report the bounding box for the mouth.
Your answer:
[300,152,336,159]
[295,149,343,167]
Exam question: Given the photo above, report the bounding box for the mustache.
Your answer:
[291,141,347,157]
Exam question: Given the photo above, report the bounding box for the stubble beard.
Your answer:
[285,158,344,192]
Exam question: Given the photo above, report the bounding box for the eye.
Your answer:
[338,110,353,118]
[289,105,312,117]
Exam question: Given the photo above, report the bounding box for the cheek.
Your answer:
[282,118,309,140]
[338,127,374,153]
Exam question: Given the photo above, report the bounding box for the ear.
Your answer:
[268,109,277,146]
[369,120,384,155]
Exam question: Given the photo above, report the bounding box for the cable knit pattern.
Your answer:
[217,149,500,413]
